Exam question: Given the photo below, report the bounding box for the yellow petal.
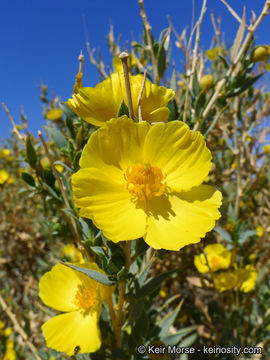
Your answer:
[143,121,212,192]
[68,73,125,126]
[194,253,209,274]
[39,263,81,312]
[129,74,174,121]
[144,185,222,250]
[79,116,150,171]
[72,167,147,241]
[239,265,257,293]
[42,310,101,356]
[67,73,174,126]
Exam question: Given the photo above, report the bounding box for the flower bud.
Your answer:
[250,46,269,63]
[199,74,213,92]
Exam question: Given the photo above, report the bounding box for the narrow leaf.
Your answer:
[26,135,37,168]
[62,263,116,286]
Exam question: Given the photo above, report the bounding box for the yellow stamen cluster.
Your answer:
[73,285,97,310]
[124,163,167,201]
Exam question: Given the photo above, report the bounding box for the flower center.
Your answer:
[210,256,221,268]
[73,285,97,310]
[124,163,167,201]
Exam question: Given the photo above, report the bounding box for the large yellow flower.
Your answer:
[194,243,231,274]
[67,73,174,126]
[39,263,114,356]
[72,116,222,251]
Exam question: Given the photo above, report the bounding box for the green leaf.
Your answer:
[159,301,183,337]
[195,91,206,116]
[170,68,177,91]
[214,227,232,242]
[162,325,197,346]
[157,41,166,79]
[217,54,230,69]
[158,28,168,45]
[65,117,76,139]
[117,100,129,117]
[43,125,68,149]
[132,270,176,299]
[21,172,35,187]
[167,99,179,121]
[178,332,197,347]
[45,184,61,201]
[59,101,78,120]
[238,229,257,244]
[226,73,263,97]
[62,263,116,286]
[191,71,200,97]
[137,260,153,287]
[26,135,37,168]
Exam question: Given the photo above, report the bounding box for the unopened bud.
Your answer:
[199,74,214,92]
[250,46,269,63]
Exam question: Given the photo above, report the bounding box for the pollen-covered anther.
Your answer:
[124,163,167,201]
[73,285,97,310]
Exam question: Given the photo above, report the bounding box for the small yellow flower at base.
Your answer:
[61,244,84,264]
[67,73,175,126]
[72,116,222,251]
[194,244,231,274]
[39,263,114,356]
[46,108,64,121]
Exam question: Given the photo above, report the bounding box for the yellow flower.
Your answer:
[72,116,222,250]
[256,225,263,237]
[214,265,257,293]
[67,73,175,126]
[0,170,13,185]
[0,320,5,329]
[194,244,231,274]
[112,54,137,72]
[61,244,84,264]
[46,108,63,121]
[214,270,239,292]
[39,263,114,356]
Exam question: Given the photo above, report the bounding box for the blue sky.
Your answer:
[1,0,270,140]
